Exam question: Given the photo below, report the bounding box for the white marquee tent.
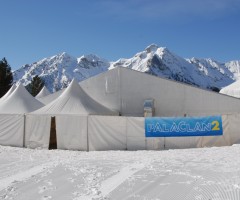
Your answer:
[77,67,240,150]
[0,84,44,147]
[0,84,16,102]
[35,86,51,99]
[2,67,240,151]
[33,79,118,115]
[0,84,44,114]
[80,67,240,116]
[25,68,240,151]
[25,79,118,150]
[37,89,65,105]
[220,80,240,98]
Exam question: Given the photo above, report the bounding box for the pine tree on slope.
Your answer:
[0,57,13,98]
[26,75,44,97]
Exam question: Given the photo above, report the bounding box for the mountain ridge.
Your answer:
[13,44,240,92]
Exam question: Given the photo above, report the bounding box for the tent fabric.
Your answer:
[165,137,202,149]
[87,115,240,150]
[25,115,51,149]
[0,114,24,147]
[0,84,44,114]
[37,89,65,105]
[4,68,240,151]
[14,114,240,151]
[126,117,146,150]
[126,117,165,150]
[205,115,230,147]
[88,116,127,151]
[56,115,88,150]
[145,138,165,150]
[32,79,118,115]
[199,114,240,147]
[220,80,240,98]
[80,67,240,117]
[35,86,51,99]
[0,84,16,102]
[226,114,240,144]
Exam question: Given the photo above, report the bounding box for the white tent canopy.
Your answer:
[0,84,44,147]
[37,89,65,105]
[35,86,51,99]
[26,79,118,150]
[80,67,240,116]
[3,68,240,150]
[0,84,44,114]
[220,80,240,98]
[32,79,118,115]
[0,84,16,102]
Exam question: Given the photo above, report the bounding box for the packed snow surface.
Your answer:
[0,145,240,199]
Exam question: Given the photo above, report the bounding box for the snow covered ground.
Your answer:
[0,145,240,200]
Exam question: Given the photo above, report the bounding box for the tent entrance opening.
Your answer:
[49,117,57,149]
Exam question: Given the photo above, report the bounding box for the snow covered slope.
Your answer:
[225,60,240,80]
[13,44,240,92]
[110,44,236,90]
[13,53,109,92]
[1,145,240,199]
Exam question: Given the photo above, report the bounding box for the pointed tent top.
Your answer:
[0,84,16,102]
[220,80,240,98]
[37,88,65,105]
[32,78,118,115]
[0,83,44,114]
[59,78,79,97]
[35,86,51,99]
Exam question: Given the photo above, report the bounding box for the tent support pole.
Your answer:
[87,116,89,152]
[164,137,165,150]
[23,114,26,148]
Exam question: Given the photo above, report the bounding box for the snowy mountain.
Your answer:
[110,44,236,91]
[225,60,240,80]
[13,44,240,92]
[13,53,109,92]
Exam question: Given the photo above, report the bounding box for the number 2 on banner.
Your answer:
[212,120,220,131]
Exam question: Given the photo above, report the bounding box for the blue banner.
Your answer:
[145,116,223,137]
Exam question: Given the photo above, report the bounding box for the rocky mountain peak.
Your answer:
[145,44,159,53]
[13,45,240,93]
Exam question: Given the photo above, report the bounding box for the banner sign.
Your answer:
[145,116,223,137]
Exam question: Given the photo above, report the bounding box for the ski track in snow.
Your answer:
[100,163,144,197]
[1,145,240,199]
[0,162,54,192]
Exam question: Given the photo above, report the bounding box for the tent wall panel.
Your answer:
[56,115,88,151]
[88,116,127,151]
[126,117,164,150]
[119,69,185,117]
[165,137,202,149]
[226,114,240,145]
[120,69,240,117]
[0,114,24,147]
[25,115,51,149]
[127,137,146,150]
[199,115,232,147]
[145,138,165,150]
[126,117,146,150]
[80,69,121,112]
[3,113,240,151]
[81,68,240,117]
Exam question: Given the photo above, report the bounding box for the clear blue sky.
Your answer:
[1,0,240,70]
